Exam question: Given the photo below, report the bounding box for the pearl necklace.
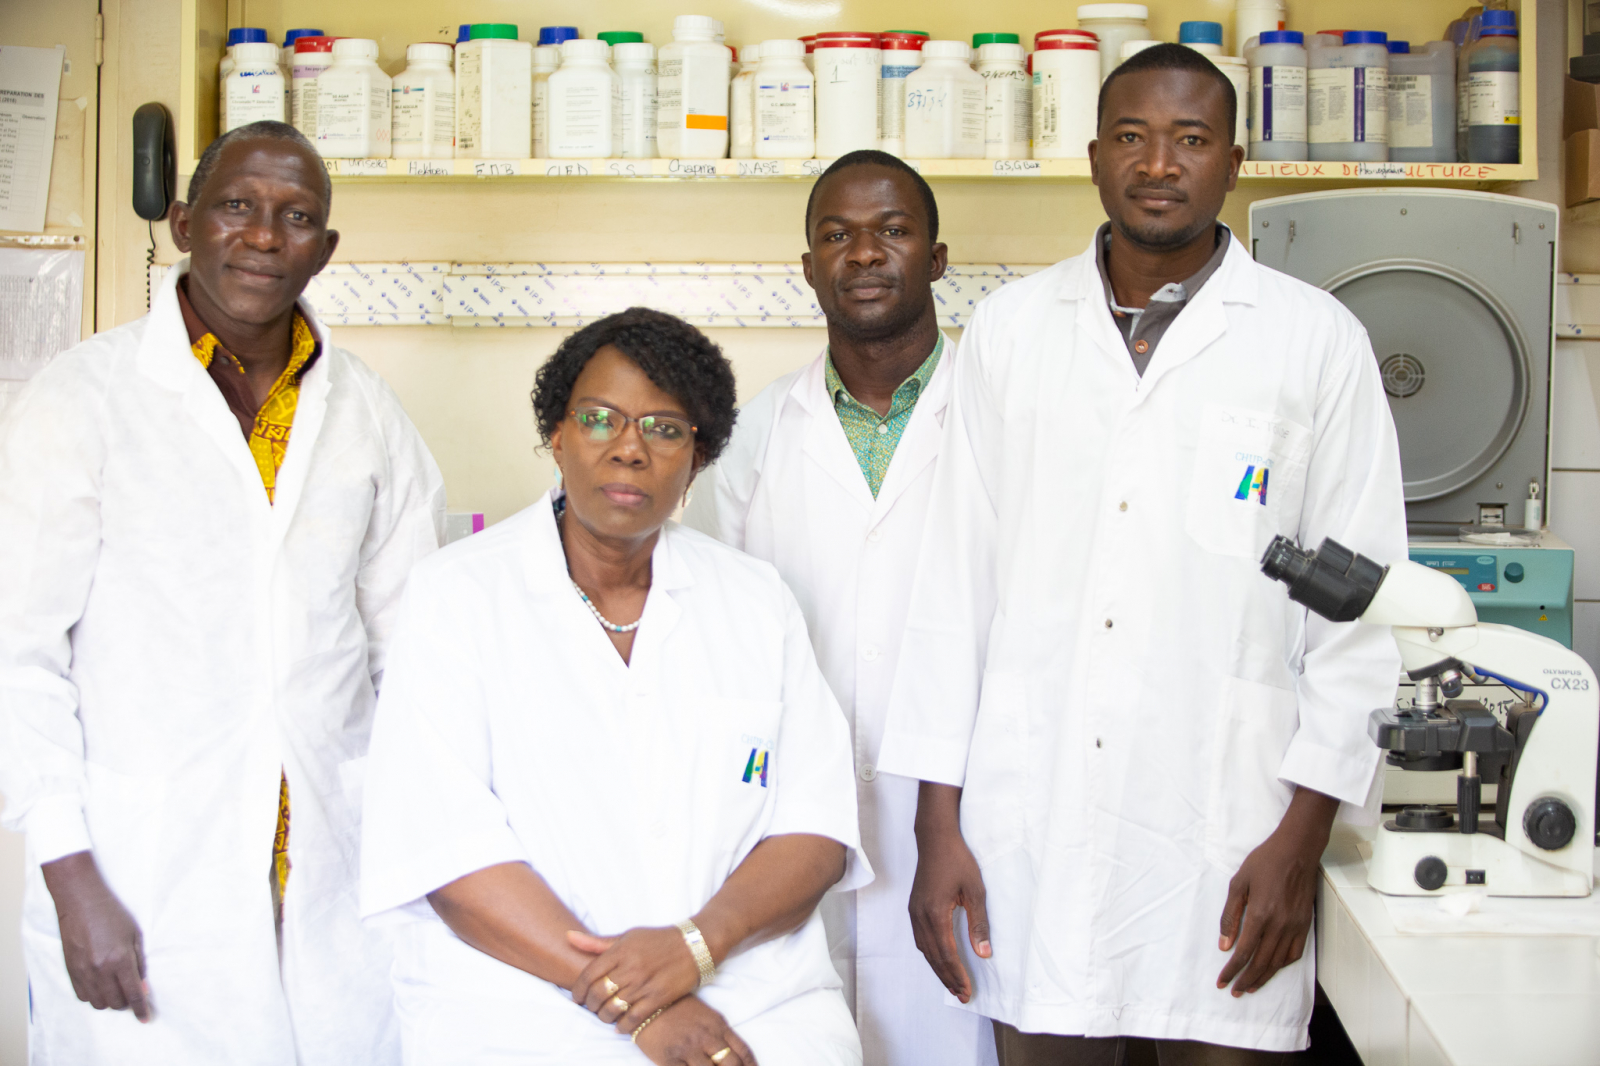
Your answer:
[571,581,642,634]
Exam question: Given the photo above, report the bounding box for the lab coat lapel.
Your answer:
[796,354,876,514]
[137,261,268,506]
[1063,249,1142,380]
[871,330,954,521]
[1135,237,1257,397]
[264,300,334,555]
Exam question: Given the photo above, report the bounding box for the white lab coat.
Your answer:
[359,495,871,1065]
[685,341,996,1066]
[0,261,446,1065]
[877,236,1407,1053]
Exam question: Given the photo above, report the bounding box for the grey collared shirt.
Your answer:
[1094,222,1231,376]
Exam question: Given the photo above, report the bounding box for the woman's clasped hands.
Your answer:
[568,927,758,1066]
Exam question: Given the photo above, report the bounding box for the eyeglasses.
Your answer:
[568,406,697,451]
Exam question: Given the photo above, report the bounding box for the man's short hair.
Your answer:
[186,121,332,208]
[804,149,940,244]
[1096,43,1237,140]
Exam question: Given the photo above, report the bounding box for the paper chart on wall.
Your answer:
[0,45,64,233]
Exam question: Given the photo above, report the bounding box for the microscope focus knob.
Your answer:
[1523,798,1577,851]
[1414,856,1448,891]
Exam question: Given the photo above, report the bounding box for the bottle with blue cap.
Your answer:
[1246,30,1308,161]
[1308,30,1389,162]
[539,27,580,47]
[1388,39,1456,162]
[1465,9,1519,163]
[219,28,269,131]
[1178,22,1224,57]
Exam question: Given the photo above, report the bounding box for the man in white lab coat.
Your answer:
[879,46,1407,1064]
[0,121,444,1064]
[686,151,994,1066]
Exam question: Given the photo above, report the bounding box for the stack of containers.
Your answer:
[1076,4,1149,80]
[1031,31,1099,158]
[1247,30,1308,160]
[815,33,882,158]
[878,32,928,156]
[904,40,986,158]
[222,41,287,132]
[317,38,391,158]
[975,36,1030,159]
[730,44,763,158]
[1387,40,1456,162]
[547,38,617,158]
[219,27,269,132]
[391,43,455,159]
[1308,31,1389,162]
[531,43,561,157]
[754,39,815,159]
[290,36,337,137]
[615,42,658,158]
[1465,9,1519,162]
[457,24,532,159]
[659,15,732,159]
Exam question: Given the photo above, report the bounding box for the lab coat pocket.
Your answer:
[960,672,1028,864]
[83,762,168,926]
[1184,404,1311,560]
[708,697,784,822]
[1203,676,1298,871]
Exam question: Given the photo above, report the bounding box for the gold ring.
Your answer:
[601,977,620,997]
[711,1049,732,1064]
[610,996,630,1014]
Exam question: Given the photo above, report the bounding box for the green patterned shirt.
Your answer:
[824,334,944,498]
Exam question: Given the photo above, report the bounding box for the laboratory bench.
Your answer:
[1317,823,1600,1066]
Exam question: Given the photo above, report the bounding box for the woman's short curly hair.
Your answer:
[531,307,739,465]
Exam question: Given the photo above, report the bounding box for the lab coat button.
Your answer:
[860,644,880,662]
[1104,619,1113,629]
[1118,501,1128,512]
[859,763,877,782]
[867,528,883,543]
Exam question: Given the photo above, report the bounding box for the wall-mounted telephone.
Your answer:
[132,102,174,221]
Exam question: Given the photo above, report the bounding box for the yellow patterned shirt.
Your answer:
[180,280,319,902]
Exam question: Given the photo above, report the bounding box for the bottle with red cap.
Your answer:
[815,32,881,158]
[1031,31,1100,159]
[878,31,928,156]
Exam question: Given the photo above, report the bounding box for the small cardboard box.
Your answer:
[1566,77,1600,138]
[1565,129,1600,206]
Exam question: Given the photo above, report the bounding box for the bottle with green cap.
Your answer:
[457,23,532,157]
[597,31,645,65]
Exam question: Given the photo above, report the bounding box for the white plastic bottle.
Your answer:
[658,15,732,159]
[754,39,814,159]
[1388,40,1457,163]
[977,41,1030,159]
[1308,31,1388,162]
[223,42,287,132]
[1031,37,1100,159]
[290,36,336,137]
[317,39,392,158]
[815,33,881,159]
[1178,22,1224,57]
[531,44,561,157]
[1210,55,1251,149]
[1236,0,1287,56]
[456,24,533,159]
[1247,30,1308,161]
[730,43,762,158]
[878,32,927,156]
[548,39,619,158]
[1076,4,1150,81]
[218,28,269,133]
[392,43,455,159]
[904,40,986,159]
[614,42,658,158]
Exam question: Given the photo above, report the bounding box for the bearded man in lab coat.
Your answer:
[0,120,444,1064]
[686,150,995,1066]
[878,46,1407,1065]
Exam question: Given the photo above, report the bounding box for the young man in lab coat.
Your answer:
[0,121,444,1065]
[880,46,1406,1064]
[686,151,995,1066]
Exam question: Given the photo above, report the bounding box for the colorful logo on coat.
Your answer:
[741,748,769,787]
[1234,463,1269,505]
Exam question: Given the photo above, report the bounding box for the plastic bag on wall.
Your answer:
[0,248,84,381]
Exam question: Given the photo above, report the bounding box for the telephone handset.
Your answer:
[132,102,175,221]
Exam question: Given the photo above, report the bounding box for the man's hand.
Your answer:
[908,781,992,1004]
[634,996,758,1066]
[1216,787,1340,996]
[568,926,700,1033]
[41,850,152,1022]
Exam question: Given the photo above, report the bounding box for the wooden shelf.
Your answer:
[180,156,1536,184]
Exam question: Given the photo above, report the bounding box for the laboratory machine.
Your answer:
[1263,536,1596,896]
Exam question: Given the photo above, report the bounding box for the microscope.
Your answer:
[1262,537,1597,897]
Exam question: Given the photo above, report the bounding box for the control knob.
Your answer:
[1413,856,1448,891]
[1523,797,1577,851]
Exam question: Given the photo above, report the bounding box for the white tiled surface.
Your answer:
[1319,826,1600,1066]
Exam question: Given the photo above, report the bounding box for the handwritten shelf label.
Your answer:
[604,161,648,177]
[736,160,783,177]
[341,159,389,176]
[1354,162,1407,179]
[474,160,521,177]
[406,160,450,177]
[667,159,719,177]
[993,159,1042,175]
[542,161,590,176]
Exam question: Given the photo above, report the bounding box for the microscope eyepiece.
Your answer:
[1260,535,1388,622]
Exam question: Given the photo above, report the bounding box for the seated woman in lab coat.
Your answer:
[360,307,870,1066]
